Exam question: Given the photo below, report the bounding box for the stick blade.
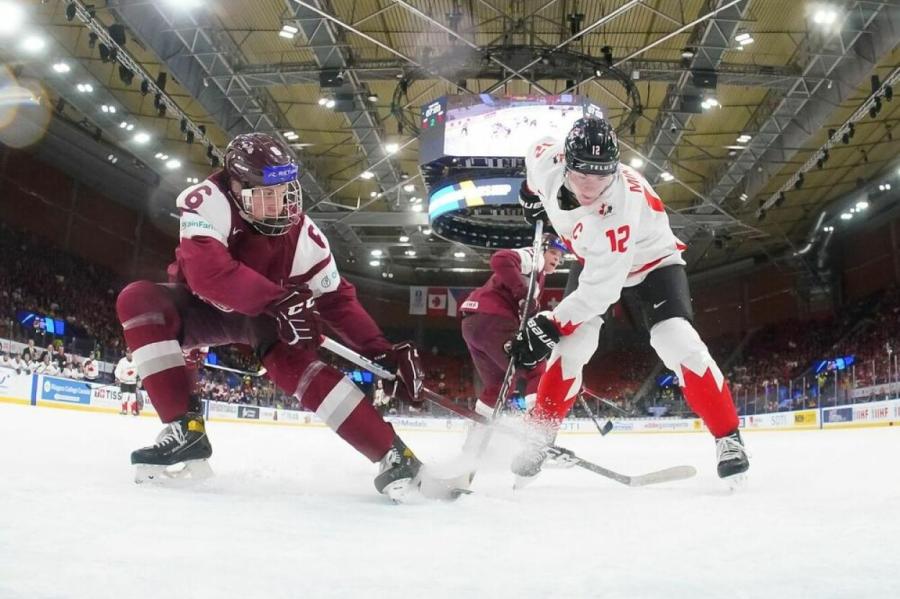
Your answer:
[627,465,697,487]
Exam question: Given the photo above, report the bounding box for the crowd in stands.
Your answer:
[3,217,900,420]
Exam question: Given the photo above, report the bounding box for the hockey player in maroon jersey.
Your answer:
[115,133,429,501]
[460,235,566,419]
[509,117,749,486]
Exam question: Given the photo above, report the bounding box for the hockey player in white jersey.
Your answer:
[509,116,749,484]
[115,349,140,416]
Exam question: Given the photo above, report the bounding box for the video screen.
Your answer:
[418,94,603,164]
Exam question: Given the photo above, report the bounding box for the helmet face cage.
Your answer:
[238,180,303,236]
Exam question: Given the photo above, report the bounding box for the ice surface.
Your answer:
[1,403,898,599]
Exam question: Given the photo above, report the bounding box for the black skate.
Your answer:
[131,412,213,484]
[374,436,423,503]
[716,429,749,487]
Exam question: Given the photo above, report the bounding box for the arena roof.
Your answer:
[4,0,900,284]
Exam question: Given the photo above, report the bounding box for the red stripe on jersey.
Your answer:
[288,256,331,286]
[676,241,688,251]
[642,186,666,212]
[629,256,665,277]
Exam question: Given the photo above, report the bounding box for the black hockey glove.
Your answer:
[374,342,425,404]
[509,312,561,370]
[266,287,322,350]
[519,181,548,226]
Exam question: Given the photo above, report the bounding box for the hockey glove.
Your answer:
[510,312,561,370]
[519,181,549,226]
[374,342,425,404]
[266,287,322,350]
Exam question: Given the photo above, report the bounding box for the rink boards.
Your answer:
[2,369,899,433]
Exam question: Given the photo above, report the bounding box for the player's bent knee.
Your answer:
[116,281,180,337]
[649,317,712,371]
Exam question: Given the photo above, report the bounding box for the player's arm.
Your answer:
[490,249,531,299]
[114,359,125,383]
[176,184,284,316]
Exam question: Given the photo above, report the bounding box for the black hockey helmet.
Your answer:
[564,117,619,176]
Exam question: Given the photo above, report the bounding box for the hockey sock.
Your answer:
[263,343,395,462]
[530,358,579,424]
[116,281,191,423]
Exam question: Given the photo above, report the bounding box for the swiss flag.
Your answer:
[427,288,448,316]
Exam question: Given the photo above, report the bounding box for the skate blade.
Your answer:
[381,477,422,504]
[134,459,214,485]
[512,474,538,491]
[722,472,748,492]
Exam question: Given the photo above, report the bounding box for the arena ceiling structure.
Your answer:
[3,0,900,285]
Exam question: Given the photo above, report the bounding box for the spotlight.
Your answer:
[681,47,695,60]
[158,104,167,118]
[367,93,378,103]
[775,192,786,207]
[848,123,855,138]
[65,2,77,22]
[180,118,188,133]
[98,43,111,62]
[739,193,749,202]
[156,72,167,91]
[118,65,134,86]
[21,36,46,53]
[794,173,804,190]
[153,92,163,110]
[757,209,766,222]
[600,45,613,66]
[185,131,195,144]
[885,85,893,102]
[736,134,752,143]
[88,32,98,49]
[140,80,150,96]
[842,131,850,145]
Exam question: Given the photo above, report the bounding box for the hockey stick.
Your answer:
[581,387,634,417]
[320,336,696,488]
[471,220,545,463]
[577,395,613,436]
[203,361,267,377]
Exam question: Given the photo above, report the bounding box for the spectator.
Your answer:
[20,340,37,362]
[35,353,60,376]
[82,358,99,381]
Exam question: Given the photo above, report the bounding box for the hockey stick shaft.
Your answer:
[581,387,633,416]
[203,361,267,377]
[577,395,613,436]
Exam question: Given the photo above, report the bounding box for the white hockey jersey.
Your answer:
[525,137,686,333]
[115,357,139,385]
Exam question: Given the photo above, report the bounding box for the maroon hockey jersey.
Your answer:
[169,170,391,356]
[460,248,545,321]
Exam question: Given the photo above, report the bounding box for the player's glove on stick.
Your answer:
[266,287,322,349]
[374,342,425,404]
[519,181,549,227]
[510,312,561,370]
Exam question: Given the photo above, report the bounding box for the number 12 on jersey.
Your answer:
[605,225,630,252]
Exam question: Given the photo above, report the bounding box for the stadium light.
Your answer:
[813,7,838,25]
[856,200,870,211]
[411,204,423,213]
[360,171,375,179]
[165,159,182,170]
[133,132,150,144]
[0,2,25,37]
[629,157,644,169]
[385,142,400,154]
[52,62,71,74]
[398,235,410,243]
[370,249,383,257]
[403,184,415,193]
[20,35,45,53]
[369,191,377,198]
[76,83,94,93]
[453,251,466,258]
[422,227,432,236]
[368,260,380,267]
[660,172,674,182]
[840,212,853,220]
[318,98,328,106]
[405,250,417,257]
[325,99,336,109]
[279,25,298,39]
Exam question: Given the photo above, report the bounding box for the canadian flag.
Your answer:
[427,288,448,315]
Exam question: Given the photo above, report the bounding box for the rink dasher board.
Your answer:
[4,370,900,433]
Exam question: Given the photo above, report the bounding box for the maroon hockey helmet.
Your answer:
[224,132,302,236]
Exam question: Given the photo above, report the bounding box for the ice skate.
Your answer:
[131,412,213,484]
[716,429,749,489]
[374,436,423,503]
